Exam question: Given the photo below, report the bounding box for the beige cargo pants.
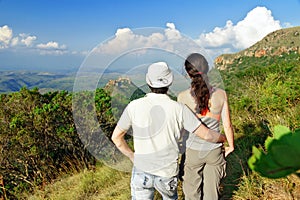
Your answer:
[182,147,226,200]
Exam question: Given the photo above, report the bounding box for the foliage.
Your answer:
[248,125,300,179]
[0,88,96,199]
[0,83,142,199]
[221,53,300,131]
[1,52,299,199]
[219,53,300,198]
[72,88,123,168]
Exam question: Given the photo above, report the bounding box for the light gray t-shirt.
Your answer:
[117,93,202,177]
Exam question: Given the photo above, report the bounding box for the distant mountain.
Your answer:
[0,71,72,93]
[0,71,124,93]
[215,26,300,70]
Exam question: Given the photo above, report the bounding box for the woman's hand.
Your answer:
[224,146,234,157]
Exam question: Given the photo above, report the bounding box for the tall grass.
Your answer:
[24,162,131,200]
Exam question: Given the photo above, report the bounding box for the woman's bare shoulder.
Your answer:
[212,87,227,97]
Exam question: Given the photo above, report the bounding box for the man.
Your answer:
[111,61,226,200]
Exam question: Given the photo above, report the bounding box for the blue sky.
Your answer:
[1,0,300,72]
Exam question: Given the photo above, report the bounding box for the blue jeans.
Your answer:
[131,167,178,200]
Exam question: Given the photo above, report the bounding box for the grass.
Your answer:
[24,162,182,200]
[22,113,300,200]
[233,172,300,200]
[23,155,300,200]
[24,162,131,200]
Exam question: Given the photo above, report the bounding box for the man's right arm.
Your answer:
[182,104,226,143]
[193,124,226,143]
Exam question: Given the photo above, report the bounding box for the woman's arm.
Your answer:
[221,93,234,157]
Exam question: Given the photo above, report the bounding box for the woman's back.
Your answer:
[178,87,227,121]
[178,87,227,150]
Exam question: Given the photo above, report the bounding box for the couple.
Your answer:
[111,53,234,200]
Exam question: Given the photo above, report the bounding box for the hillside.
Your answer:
[0,71,74,93]
[215,26,300,70]
[1,26,300,199]
[0,71,122,93]
[16,51,300,200]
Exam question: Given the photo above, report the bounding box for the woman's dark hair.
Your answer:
[185,53,211,115]
[149,86,168,94]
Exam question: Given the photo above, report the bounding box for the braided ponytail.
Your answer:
[185,53,211,115]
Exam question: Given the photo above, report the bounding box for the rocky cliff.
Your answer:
[215,26,300,70]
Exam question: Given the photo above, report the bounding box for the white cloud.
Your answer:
[197,20,236,48]
[165,22,182,40]
[233,6,281,49]
[95,27,152,54]
[10,37,19,47]
[36,41,66,49]
[196,6,281,55]
[0,25,69,55]
[94,23,200,57]
[87,23,213,71]
[0,6,288,61]
[20,33,37,47]
[93,6,283,63]
[0,25,38,48]
[36,41,67,55]
[0,25,13,48]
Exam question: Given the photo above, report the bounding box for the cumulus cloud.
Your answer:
[165,22,182,40]
[94,7,282,62]
[94,22,201,57]
[36,41,67,55]
[10,37,19,47]
[196,6,281,54]
[19,33,37,47]
[96,27,155,54]
[36,41,66,49]
[0,6,287,60]
[0,25,38,48]
[0,25,13,48]
[233,6,281,48]
[0,25,68,55]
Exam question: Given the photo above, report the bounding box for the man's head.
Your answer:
[146,62,173,93]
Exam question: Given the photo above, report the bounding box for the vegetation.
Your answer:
[219,53,300,199]
[0,88,98,199]
[248,125,300,179]
[0,52,299,199]
[24,162,131,200]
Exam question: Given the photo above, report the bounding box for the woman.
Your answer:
[178,53,234,200]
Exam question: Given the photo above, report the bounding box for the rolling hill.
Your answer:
[215,26,300,70]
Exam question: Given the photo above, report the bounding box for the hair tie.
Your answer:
[197,72,203,75]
